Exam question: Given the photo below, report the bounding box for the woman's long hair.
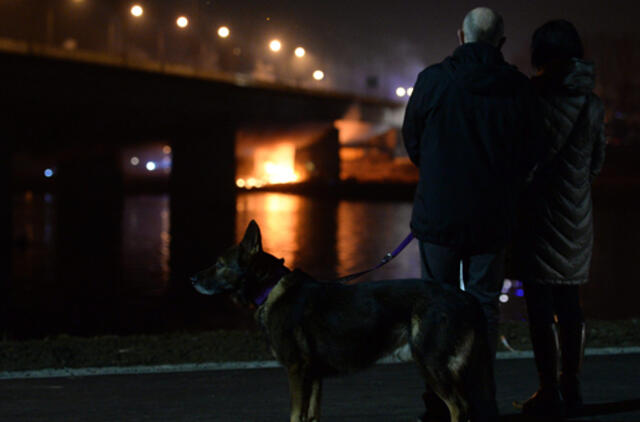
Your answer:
[531,20,584,69]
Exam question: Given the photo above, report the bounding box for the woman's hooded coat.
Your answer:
[513,58,606,285]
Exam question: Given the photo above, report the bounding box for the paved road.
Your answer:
[1,354,639,421]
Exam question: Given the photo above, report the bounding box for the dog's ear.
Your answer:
[240,220,262,255]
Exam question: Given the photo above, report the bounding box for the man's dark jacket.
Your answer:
[403,42,541,252]
[512,59,605,284]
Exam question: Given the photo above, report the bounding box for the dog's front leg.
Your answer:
[307,378,323,421]
[287,364,312,422]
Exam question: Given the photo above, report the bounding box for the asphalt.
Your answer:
[1,354,639,421]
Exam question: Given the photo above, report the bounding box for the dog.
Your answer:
[191,220,497,422]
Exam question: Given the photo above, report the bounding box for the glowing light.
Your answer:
[130,156,140,166]
[146,161,157,171]
[269,39,282,52]
[176,16,189,28]
[130,4,143,17]
[396,87,407,97]
[239,144,301,187]
[499,294,509,303]
[246,178,258,189]
[218,26,230,38]
[62,38,78,51]
[407,87,414,96]
[263,161,299,184]
[502,279,513,293]
[162,145,172,154]
[312,70,324,81]
[44,168,54,178]
[294,47,306,58]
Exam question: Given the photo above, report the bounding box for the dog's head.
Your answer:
[191,220,264,300]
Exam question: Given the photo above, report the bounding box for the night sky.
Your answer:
[0,0,637,95]
[217,0,639,90]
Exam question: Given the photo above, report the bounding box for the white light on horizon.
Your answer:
[176,16,189,28]
[218,26,230,38]
[146,161,157,171]
[130,4,143,17]
[396,87,407,97]
[269,39,282,52]
[130,156,140,166]
[294,47,306,58]
[407,87,414,96]
[313,70,324,81]
[44,168,54,178]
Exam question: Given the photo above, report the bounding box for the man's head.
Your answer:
[458,7,505,49]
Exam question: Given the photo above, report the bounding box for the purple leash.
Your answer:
[254,232,415,305]
[334,232,415,285]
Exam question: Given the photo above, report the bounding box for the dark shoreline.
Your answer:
[1,319,638,372]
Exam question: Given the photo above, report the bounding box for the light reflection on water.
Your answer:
[12,191,567,326]
[236,193,301,270]
[235,192,527,320]
[122,195,171,295]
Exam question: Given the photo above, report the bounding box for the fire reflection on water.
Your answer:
[236,192,301,267]
[336,199,422,282]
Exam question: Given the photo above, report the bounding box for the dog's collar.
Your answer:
[252,266,290,306]
[254,286,274,306]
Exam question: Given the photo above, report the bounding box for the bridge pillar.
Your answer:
[169,122,236,302]
[55,145,123,333]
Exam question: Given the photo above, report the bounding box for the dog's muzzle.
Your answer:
[191,276,216,295]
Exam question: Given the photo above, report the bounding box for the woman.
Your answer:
[513,20,606,417]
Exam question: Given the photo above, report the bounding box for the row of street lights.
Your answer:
[395,86,414,98]
[122,3,325,81]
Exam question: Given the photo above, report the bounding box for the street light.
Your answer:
[294,47,306,58]
[130,4,143,17]
[396,87,407,97]
[269,39,282,52]
[218,26,230,38]
[176,16,189,29]
[313,70,324,81]
[407,87,414,96]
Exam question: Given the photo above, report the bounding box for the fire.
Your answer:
[263,161,298,184]
[236,143,300,188]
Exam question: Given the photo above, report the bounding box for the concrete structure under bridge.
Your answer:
[0,42,402,333]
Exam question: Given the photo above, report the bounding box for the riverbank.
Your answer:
[1,319,638,372]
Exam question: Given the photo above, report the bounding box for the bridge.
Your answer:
[0,39,402,308]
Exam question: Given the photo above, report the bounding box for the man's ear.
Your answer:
[457,29,465,46]
[240,220,262,256]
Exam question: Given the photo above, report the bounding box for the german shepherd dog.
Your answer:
[191,221,497,422]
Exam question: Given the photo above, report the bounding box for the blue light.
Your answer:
[44,168,54,178]
[515,289,524,297]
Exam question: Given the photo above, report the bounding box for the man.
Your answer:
[402,6,541,421]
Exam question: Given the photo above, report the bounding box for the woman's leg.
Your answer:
[521,281,563,415]
[553,285,586,414]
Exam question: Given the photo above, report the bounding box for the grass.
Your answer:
[1,319,639,373]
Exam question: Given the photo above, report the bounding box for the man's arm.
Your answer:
[520,87,547,185]
[402,72,429,166]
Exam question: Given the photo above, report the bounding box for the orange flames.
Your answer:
[236,143,300,188]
